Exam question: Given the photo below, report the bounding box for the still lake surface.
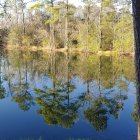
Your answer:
[0,49,137,140]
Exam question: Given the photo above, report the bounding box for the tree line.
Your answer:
[0,0,133,52]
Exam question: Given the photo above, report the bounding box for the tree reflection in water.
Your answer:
[0,49,6,99]
[0,49,135,131]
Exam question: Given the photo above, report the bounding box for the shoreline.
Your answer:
[5,45,134,57]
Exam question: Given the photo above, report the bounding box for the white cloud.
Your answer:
[68,0,84,6]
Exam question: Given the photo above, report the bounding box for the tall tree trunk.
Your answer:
[98,56,101,96]
[21,0,25,35]
[65,0,69,49]
[132,1,140,140]
[99,0,102,50]
[100,0,114,51]
[132,0,140,101]
[50,0,55,49]
[13,0,19,26]
[0,50,2,90]
[85,4,90,52]
[132,0,140,69]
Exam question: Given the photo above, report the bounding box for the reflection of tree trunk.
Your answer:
[7,57,11,94]
[66,51,70,106]
[109,56,113,88]
[53,52,56,90]
[19,57,22,95]
[25,58,28,93]
[87,80,90,95]
[132,1,140,140]
[51,51,56,99]
[119,55,123,104]
[135,57,140,140]
[0,51,2,89]
[98,56,101,96]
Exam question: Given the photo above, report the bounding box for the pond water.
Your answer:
[0,49,138,140]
